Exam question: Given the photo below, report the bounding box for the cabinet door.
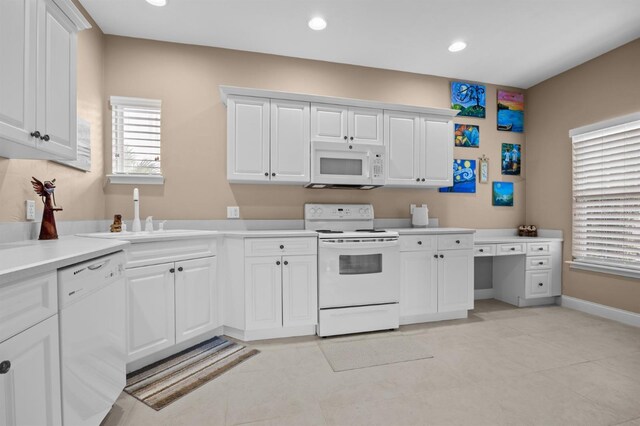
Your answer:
[421,119,453,186]
[0,0,37,150]
[310,103,348,143]
[175,257,219,344]
[0,315,62,426]
[384,111,420,186]
[400,251,438,318]
[282,255,317,328]
[36,0,77,159]
[245,257,282,330]
[270,100,310,183]
[227,96,270,182]
[125,263,175,362]
[437,249,474,312]
[349,107,383,145]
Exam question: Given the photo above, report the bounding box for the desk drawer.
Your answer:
[527,242,551,255]
[526,256,551,270]
[474,244,496,257]
[245,237,317,257]
[496,243,526,256]
[525,270,552,298]
[438,234,474,250]
[400,235,436,252]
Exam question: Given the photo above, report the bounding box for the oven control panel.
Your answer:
[305,204,374,220]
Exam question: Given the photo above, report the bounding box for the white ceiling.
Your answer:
[79,0,640,89]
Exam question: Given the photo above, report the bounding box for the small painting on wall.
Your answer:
[501,143,521,175]
[439,159,476,193]
[451,82,486,118]
[497,90,524,132]
[492,181,514,206]
[454,124,480,148]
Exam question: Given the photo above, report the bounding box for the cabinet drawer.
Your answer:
[126,238,217,268]
[245,237,317,257]
[526,256,551,270]
[474,244,496,257]
[496,243,526,256]
[437,234,474,250]
[525,270,552,298]
[399,235,436,252]
[527,242,551,255]
[0,271,58,343]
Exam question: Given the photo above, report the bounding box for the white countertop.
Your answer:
[388,227,476,235]
[0,236,129,286]
[475,235,564,243]
[222,230,318,238]
[78,229,220,243]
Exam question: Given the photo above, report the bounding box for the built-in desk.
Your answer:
[473,230,563,307]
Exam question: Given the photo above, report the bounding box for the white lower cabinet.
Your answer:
[399,233,474,324]
[282,255,318,328]
[0,315,62,426]
[125,255,219,363]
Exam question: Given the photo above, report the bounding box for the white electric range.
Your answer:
[304,204,400,337]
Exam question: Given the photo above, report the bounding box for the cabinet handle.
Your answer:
[538,282,544,287]
[349,145,353,149]
[279,245,284,249]
[433,254,438,259]
[30,131,41,138]
[455,240,460,244]
[264,172,269,176]
[0,360,10,374]
[276,260,281,265]
[272,172,276,177]
[169,268,175,273]
[439,254,444,258]
[417,241,422,245]
[421,178,425,182]
[416,178,420,182]
[510,247,516,251]
[479,249,484,252]
[538,262,544,265]
[343,136,348,140]
[178,267,184,272]
[40,134,50,141]
[283,260,288,265]
[350,136,354,141]
[538,247,544,251]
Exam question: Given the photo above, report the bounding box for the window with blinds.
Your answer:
[111,96,162,176]
[571,113,640,273]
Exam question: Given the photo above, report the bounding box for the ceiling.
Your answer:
[78,0,640,89]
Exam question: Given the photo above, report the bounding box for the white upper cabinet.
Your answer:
[270,100,310,183]
[227,96,271,182]
[311,103,383,145]
[0,0,89,160]
[421,119,453,186]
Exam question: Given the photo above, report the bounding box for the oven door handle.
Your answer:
[319,240,399,250]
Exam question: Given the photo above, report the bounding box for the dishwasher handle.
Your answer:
[87,259,110,271]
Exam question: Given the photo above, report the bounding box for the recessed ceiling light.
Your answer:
[146,0,167,6]
[448,41,467,52]
[308,17,327,31]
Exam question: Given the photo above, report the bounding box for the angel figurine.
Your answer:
[31,177,63,240]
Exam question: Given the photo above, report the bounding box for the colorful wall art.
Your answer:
[492,181,514,206]
[454,124,480,148]
[501,143,521,175]
[439,159,476,193]
[497,90,524,132]
[451,82,486,118]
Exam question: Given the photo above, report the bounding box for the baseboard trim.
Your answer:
[400,310,468,325]
[561,296,640,328]
[474,289,495,300]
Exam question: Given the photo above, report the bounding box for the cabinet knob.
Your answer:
[417,241,422,245]
[178,267,184,272]
[349,145,353,150]
[455,240,460,244]
[264,172,269,176]
[279,245,284,249]
[538,247,544,251]
[272,172,276,177]
[538,262,544,265]
[538,282,544,287]
[30,131,41,139]
[0,360,10,374]
[350,136,354,141]
[169,268,175,273]
[40,134,50,141]
[416,178,420,182]
[421,178,425,182]
[433,254,438,259]
[276,260,281,265]
[343,136,348,140]
[479,249,484,252]
[284,260,288,265]
[439,254,444,258]
[510,247,516,251]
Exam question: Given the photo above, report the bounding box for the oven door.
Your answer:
[311,142,372,185]
[318,239,400,308]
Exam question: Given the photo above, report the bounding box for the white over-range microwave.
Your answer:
[306,141,385,189]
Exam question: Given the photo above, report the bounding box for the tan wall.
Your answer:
[526,38,640,313]
[103,36,525,227]
[0,5,106,222]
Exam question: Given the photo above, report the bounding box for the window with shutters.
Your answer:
[570,112,640,278]
[107,96,164,185]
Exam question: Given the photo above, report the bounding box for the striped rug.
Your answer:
[124,336,259,410]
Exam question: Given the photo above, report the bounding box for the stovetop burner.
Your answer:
[316,230,344,234]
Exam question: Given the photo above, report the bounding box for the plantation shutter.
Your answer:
[571,113,640,271]
[111,96,162,175]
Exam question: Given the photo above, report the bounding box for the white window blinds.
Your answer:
[111,96,162,175]
[571,113,640,271]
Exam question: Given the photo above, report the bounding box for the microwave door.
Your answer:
[313,150,370,185]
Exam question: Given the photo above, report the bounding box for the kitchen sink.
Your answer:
[78,229,219,242]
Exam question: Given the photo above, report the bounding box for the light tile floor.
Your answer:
[102,300,640,426]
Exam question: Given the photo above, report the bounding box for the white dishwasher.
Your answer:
[58,251,126,426]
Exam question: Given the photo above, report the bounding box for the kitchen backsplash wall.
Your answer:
[103,36,526,229]
[0,2,106,223]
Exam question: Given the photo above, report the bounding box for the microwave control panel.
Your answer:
[372,154,384,178]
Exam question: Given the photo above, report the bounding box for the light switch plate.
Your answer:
[26,200,36,220]
[227,206,240,219]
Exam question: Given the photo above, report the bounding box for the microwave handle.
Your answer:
[365,151,371,178]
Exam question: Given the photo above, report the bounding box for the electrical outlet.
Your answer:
[227,206,240,219]
[26,200,36,220]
